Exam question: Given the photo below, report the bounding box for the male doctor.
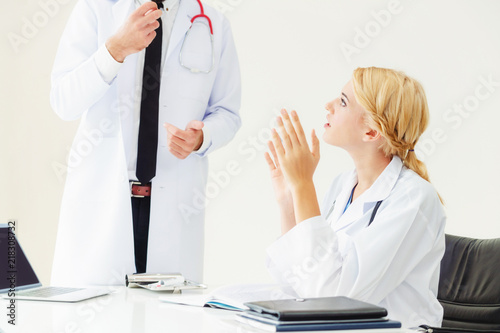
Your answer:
[50,0,241,286]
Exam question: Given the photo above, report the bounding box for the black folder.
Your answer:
[244,296,388,321]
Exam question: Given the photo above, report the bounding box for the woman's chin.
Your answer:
[322,133,336,146]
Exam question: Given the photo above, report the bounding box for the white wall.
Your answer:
[2,0,500,287]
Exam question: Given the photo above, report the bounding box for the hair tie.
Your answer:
[408,149,414,152]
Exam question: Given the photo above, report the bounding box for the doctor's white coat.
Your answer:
[266,156,446,328]
[50,0,241,286]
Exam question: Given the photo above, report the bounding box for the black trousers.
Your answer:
[131,196,151,273]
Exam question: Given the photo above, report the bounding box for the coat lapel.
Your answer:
[333,195,364,232]
[165,0,198,61]
[331,156,404,231]
[330,172,358,231]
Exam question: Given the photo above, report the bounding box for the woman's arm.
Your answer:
[269,109,321,224]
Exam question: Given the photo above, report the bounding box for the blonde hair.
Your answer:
[351,67,443,203]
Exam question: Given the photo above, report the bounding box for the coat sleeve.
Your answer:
[195,16,241,157]
[50,0,113,121]
[266,180,445,304]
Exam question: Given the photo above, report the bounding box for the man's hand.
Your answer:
[164,120,205,159]
[106,2,162,63]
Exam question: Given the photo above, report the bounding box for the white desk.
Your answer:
[0,287,413,333]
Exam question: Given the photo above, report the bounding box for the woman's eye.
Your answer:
[341,98,346,107]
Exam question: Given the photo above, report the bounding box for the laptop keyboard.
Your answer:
[17,287,84,298]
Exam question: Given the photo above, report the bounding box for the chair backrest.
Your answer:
[438,234,500,330]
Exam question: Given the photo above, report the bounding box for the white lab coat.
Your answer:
[50,0,241,286]
[266,156,446,328]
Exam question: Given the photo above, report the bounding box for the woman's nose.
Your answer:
[325,99,336,113]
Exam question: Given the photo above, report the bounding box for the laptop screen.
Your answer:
[0,225,40,293]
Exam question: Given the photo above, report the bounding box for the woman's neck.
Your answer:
[350,150,392,200]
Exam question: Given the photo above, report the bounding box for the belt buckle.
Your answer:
[130,181,146,198]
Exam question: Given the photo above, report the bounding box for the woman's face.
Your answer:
[322,80,370,150]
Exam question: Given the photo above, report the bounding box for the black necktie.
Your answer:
[136,0,164,184]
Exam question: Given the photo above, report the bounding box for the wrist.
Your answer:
[290,179,315,196]
[290,181,320,224]
[194,132,204,151]
[278,198,294,213]
[106,37,126,63]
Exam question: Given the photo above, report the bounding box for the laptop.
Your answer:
[0,224,111,302]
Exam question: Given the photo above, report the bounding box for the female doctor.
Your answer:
[265,67,446,328]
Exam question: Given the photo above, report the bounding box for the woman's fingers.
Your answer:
[264,151,276,171]
[268,140,281,168]
[271,128,286,158]
[280,109,300,146]
[271,110,316,166]
[276,116,292,151]
[311,129,320,160]
[290,110,307,145]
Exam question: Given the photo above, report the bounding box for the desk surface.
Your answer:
[0,287,414,333]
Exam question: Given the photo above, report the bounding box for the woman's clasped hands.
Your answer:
[267,109,320,189]
[265,109,321,228]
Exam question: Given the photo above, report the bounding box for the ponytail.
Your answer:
[403,151,428,182]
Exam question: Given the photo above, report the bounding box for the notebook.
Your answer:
[0,224,111,302]
[236,314,402,332]
[238,296,402,331]
[244,296,389,321]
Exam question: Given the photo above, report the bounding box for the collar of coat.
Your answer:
[352,155,403,204]
[330,156,403,229]
[135,0,180,10]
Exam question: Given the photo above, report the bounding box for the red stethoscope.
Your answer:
[191,0,213,35]
[179,0,215,73]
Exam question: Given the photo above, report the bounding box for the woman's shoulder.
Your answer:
[393,166,443,211]
[388,167,446,240]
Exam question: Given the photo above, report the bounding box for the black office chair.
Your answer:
[437,234,500,330]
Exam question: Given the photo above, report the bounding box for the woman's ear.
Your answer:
[363,128,382,142]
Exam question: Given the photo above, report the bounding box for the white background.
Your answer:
[1,0,500,287]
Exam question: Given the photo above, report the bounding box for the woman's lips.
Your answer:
[324,115,332,128]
